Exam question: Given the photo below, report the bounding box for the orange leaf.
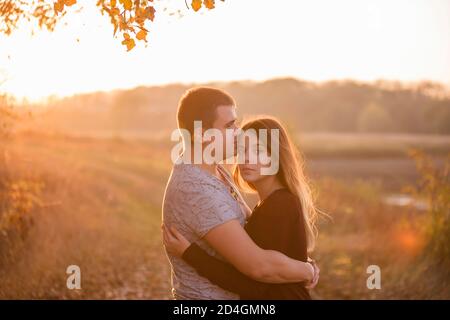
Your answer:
[120,0,132,11]
[191,0,202,11]
[144,6,155,21]
[136,30,147,41]
[54,1,64,13]
[121,38,135,51]
[113,19,119,36]
[203,0,215,10]
[64,0,76,6]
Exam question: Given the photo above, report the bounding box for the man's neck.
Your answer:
[185,143,220,178]
[197,162,218,177]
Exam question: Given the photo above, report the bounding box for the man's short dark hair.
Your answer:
[177,87,235,136]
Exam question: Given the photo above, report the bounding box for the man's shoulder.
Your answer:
[168,164,224,193]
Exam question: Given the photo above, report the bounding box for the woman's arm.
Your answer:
[163,221,313,284]
[203,220,313,283]
[182,243,269,297]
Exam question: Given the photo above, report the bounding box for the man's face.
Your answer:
[210,105,239,160]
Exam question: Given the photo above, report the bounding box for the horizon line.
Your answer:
[3,76,450,105]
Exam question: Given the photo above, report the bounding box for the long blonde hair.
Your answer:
[233,116,320,253]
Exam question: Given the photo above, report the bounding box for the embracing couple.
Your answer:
[161,87,320,300]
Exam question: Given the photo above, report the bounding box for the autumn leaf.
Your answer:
[203,0,215,10]
[136,30,147,41]
[6,0,223,51]
[120,0,133,11]
[113,20,119,35]
[144,6,156,21]
[122,37,135,51]
[191,0,202,12]
[54,0,76,15]
[54,1,64,13]
[64,0,77,6]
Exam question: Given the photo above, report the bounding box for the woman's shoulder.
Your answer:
[260,188,302,221]
[268,188,299,203]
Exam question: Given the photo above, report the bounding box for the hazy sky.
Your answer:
[0,0,449,101]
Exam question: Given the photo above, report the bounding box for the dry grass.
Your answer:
[0,133,448,299]
[0,134,172,299]
[312,177,449,299]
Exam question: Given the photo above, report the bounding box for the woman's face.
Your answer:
[238,131,275,183]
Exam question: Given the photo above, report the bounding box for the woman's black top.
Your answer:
[182,188,311,300]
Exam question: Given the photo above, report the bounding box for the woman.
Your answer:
[163,116,320,299]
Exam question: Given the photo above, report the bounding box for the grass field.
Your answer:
[0,132,449,299]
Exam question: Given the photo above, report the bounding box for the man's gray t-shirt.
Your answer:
[162,162,246,300]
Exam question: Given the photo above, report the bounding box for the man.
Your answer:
[162,87,315,299]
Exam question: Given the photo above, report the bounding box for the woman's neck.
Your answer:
[253,176,284,201]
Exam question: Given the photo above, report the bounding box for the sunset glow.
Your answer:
[0,0,449,102]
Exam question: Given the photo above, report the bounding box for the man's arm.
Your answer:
[203,220,313,284]
[182,243,269,298]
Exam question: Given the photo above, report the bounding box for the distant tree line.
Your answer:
[25,78,450,135]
